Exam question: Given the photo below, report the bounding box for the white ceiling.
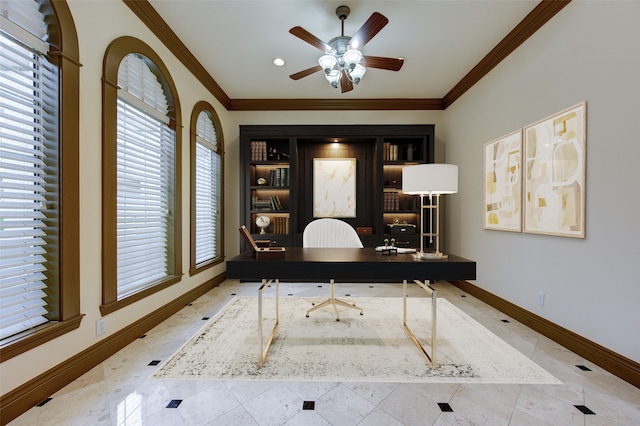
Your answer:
[148,0,540,100]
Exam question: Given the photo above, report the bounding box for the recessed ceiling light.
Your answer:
[272,58,285,67]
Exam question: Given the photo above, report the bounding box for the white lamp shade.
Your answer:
[402,163,458,195]
[350,64,366,84]
[343,48,363,70]
[318,55,338,73]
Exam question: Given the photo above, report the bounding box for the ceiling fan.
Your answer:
[289,5,404,93]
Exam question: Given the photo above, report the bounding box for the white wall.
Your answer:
[443,0,640,362]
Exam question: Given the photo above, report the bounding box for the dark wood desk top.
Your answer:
[226,247,476,282]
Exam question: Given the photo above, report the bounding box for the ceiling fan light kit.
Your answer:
[289,5,403,93]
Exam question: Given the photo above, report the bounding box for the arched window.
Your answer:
[101,37,182,315]
[0,0,81,360]
[190,102,224,274]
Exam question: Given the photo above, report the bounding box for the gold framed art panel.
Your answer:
[484,130,522,232]
[312,158,357,218]
[523,102,586,238]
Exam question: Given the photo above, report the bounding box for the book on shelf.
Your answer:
[251,195,284,211]
[250,140,267,161]
[268,167,289,187]
[383,191,400,211]
[272,216,289,234]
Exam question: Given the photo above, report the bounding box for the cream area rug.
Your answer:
[153,297,560,384]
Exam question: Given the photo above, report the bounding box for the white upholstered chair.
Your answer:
[303,218,364,321]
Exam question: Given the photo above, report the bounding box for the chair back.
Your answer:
[303,218,363,248]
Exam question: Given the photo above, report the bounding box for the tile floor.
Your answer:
[8,280,640,425]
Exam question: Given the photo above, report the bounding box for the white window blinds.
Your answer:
[116,54,175,299]
[0,1,51,340]
[194,112,221,264]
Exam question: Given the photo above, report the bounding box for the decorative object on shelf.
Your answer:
[256,177,267,186]
[403,164,458,259]
[288,5,404,93]
[268,146,289,161]
[406,144,416,161]
[387,222,416,234]
[523,102,586,238]
[484,130,522,232]
[255,215,271,234]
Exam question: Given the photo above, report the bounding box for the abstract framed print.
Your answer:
[484,130,522,232]
[523,102,586,238]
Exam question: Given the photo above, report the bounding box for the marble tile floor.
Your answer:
[8,280,640,426]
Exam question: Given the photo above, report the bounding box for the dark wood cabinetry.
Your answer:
[239,125,434,251]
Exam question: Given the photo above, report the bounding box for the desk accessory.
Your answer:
[240,225,285,259]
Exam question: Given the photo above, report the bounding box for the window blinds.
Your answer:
[116,54,175,299]
[0,1,51,340]
[194,112,220,264]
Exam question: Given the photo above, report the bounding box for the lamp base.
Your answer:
[413,251,448,260]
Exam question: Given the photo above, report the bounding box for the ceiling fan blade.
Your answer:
[362,56,405,71]
[289,26,333,52]
[349,12,388,49]
[340,70,353,93]
[289,65,322,80]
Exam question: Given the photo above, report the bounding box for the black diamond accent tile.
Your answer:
[166,399,182,409]
[202,317,210,320]
[438,403,453,412]
[369,285,374,288]
[461,295,466,298]
[231,293,236,295]
[302,401,315,410]
[317,285,323,288]
[148,360,161,366]
[574,405,596,415]
[288,293,293,296]
[36,398,52,407]
[576,365,592,371]
[345,294,351,297]
[501,319,510,323]
[139,334,147,339]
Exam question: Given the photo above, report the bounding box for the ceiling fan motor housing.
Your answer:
[336,5,350,21]
[328,36,352,56]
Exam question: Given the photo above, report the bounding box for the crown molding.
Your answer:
[228,98,444,111]
[122,0,231,109]
[442,0,572,109]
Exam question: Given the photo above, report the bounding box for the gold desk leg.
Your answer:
[403,279,437,369]
[258,278,279,368]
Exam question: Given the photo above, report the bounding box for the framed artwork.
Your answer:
[523,102,586,238]
[313,158,356,218]
[484,130,522,232]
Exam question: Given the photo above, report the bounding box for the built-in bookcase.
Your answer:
[239,125,434,251]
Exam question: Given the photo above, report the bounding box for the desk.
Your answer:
[226,247,476,368]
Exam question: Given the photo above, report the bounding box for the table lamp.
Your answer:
[402,164,458,259]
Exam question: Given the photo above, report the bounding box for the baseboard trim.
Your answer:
[449,280,640,389]
[0,273,226,425]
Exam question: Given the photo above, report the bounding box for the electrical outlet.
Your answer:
[96,318,106,336]
[537,292,545,307]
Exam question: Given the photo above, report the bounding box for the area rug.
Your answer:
[153,296,560,384]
